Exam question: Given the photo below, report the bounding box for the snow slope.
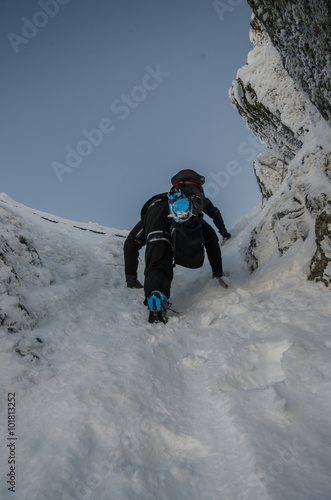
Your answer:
[0,194,331,500]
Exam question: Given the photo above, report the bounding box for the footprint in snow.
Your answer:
[182,354,208,367]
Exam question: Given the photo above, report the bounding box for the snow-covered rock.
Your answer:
[230,16,307,159]
[253,150,288,202]
[229,3,331,286]
[247,0,331,122]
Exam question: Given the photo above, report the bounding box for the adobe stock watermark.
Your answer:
[213,0,244,22]
[204,135,265,199]
[7,0,71,54]
[236,438,306,500]
[61,459,113,500]
[51,64,170,183]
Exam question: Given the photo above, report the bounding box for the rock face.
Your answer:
[0,200,53,332]
[247,0,331,122]
[230,0,331,286]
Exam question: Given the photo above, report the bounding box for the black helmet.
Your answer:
[170,169,205,186]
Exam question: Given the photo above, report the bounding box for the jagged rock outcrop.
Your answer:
[230,1,331,286]
[0,202,53,332]
[230,15,307,160]
[253,150,288,203]
[247,0,331,122]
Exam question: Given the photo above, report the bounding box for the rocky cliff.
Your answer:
[230,0,331,286]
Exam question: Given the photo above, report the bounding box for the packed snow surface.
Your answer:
[0,193,330,500]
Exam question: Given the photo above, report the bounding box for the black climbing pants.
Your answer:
[143,201,173,299]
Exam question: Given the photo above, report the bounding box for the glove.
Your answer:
[126,277,143,289]
[223,232,231,241]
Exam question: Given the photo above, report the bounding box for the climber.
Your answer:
[123,169,231,323]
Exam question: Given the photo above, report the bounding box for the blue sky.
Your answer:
[1,0,263,231]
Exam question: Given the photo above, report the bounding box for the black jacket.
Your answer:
[202,198,228,237]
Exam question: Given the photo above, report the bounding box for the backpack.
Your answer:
[170,170,205,216]
[171,216,205,268]
[140,170,206,269]
[169,170,205,268]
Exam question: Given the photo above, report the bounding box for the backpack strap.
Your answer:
[140,193,168,220]
[146,230,172,246]
[171,180,204,194]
